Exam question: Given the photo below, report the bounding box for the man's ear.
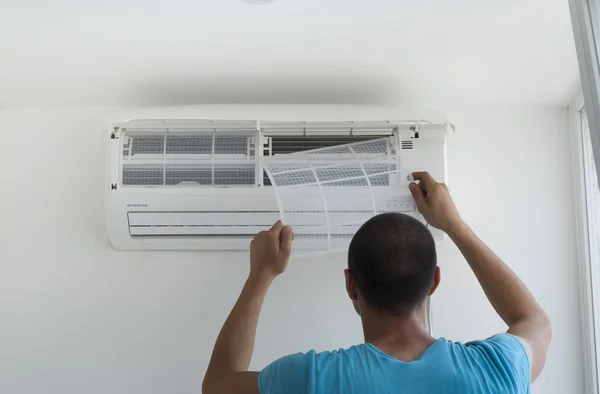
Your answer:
[345,269,358,301]
[429,266,441,296]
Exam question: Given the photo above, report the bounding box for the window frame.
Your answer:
[571,0,600,188]
[570,93,600,394]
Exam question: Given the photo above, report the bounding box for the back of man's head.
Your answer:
[348,213,437,316]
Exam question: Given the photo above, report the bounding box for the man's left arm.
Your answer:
[202,221,293,394]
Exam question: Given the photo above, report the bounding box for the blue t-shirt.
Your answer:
[259,334,530,394]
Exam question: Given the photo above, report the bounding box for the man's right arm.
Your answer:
[409,172,551,382]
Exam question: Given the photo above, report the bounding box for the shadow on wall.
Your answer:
[131,76,401,106]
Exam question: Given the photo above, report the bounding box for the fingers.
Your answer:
[269,220,284,236]
[412,172,437,190]
[279,226,293,256]
[269,221,293,246]
[409,182,428,213]
[267,221,293,255]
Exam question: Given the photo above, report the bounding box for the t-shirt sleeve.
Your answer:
[466,333,531,393]
[258,351,315,394]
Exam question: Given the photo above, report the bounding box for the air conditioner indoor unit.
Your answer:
[106,119,450,253]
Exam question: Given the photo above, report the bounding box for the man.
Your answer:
[202,172,551,394]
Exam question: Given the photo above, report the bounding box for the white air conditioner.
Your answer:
[106,119,449,252]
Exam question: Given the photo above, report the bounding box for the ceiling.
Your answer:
[0,0,579,107]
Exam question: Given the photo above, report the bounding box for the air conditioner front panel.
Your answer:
[106,189,277,250]
[107,186,418,250]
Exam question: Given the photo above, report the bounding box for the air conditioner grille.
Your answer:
[123,168,163,185]
[215,136,253,155]
[121,132,255,186]
[165,167,211,185]
[166,136,212,154]
[131,137,164,155]
[215,167,256,185]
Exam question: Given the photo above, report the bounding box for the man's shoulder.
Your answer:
[275,344,372,363]
[444,334,531,392]
[461,333,530,363]
[258,345,372,394]
[261,344,373,372]
[440,333,527,352]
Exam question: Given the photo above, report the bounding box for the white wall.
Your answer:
[0,106,582,393]
[0,0,579,108]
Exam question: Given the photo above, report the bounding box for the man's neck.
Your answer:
[361,308,436,362]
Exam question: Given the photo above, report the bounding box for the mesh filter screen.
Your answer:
[121,132,255,186]
[265,137,416,255]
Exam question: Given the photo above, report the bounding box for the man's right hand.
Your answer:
[249,221,293,283]
[409,172,463,235]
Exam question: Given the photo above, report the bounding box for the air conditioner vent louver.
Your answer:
[401,140,414,150]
